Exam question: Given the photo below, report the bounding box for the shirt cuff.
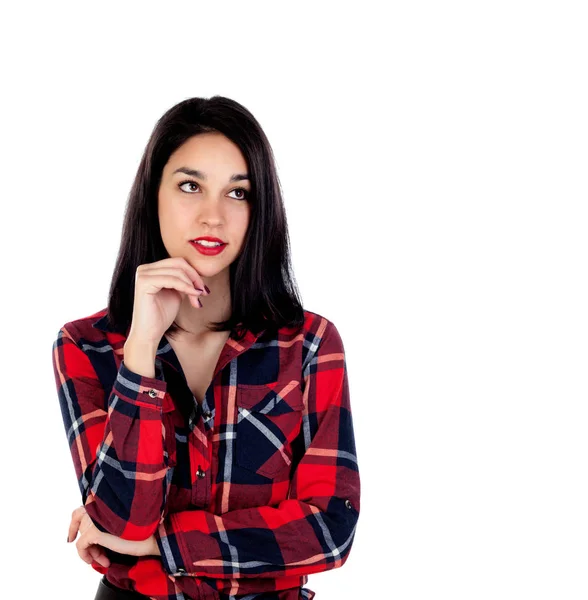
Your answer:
[112,359,168,409]
[155,516,189,576]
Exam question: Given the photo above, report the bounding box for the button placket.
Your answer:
[189,426,210,506]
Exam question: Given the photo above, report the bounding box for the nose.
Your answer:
[197,195,225,226]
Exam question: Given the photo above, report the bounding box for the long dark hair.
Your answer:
[106,96,304,342]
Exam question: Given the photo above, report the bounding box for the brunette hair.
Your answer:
[105,96,304,341]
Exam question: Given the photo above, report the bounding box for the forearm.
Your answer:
[54,325,175,541]
[123,335,159,378]
[148,534,161,556]
[82,359,174,540]
[155,495,359,579]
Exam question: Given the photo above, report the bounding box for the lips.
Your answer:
[189,239,228,256]
[192,236,227,244]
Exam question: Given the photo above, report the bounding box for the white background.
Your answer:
[1,1,587,599]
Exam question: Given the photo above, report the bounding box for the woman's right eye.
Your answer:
[179,181,199,193]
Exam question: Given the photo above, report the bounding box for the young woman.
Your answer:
[52,96,361,600]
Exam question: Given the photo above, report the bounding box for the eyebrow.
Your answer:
[172,167,249,183]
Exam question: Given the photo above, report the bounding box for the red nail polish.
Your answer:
[204,285,210,294]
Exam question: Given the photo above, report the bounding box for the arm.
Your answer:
[52,324,177,541]
[154,318,361,579]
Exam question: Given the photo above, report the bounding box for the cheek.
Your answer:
[158,214,174,247]
[235,214,251,244]
[160,208,189,245]
[238,206,251,234]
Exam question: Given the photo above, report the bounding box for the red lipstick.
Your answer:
[189,236,228,256]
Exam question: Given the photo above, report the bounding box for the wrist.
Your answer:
[124,334,159,355]
[149,534,161,556]
[123,336,159,378]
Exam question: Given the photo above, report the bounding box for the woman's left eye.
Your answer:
[229,187,249,201]
[178,181,249,201]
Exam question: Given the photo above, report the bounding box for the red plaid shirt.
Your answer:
[52,307,360,600]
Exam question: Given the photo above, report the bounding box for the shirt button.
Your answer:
[196,467,205,478]
[345,499,353,510]
[176,568,186,574]
[203,410,212,421]
[148,389,158,398]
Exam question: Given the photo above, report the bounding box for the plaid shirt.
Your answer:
[52,307,360,600]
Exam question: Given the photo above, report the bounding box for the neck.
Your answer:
[173,270,231,342]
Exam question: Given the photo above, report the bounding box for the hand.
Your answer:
[129,256,211,345]
[67,506,160,567]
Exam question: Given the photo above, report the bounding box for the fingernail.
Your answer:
[204,285,210,294]
[66,535,70,543]
[198,298,203,307]
[194,283,204,292]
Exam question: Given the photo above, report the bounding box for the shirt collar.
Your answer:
[91,309,269,375]
[92,311,120,333]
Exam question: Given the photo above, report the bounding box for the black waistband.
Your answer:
[94,576,151,600]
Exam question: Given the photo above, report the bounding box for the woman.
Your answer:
[52,96,361,600]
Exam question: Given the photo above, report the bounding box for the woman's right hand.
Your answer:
[127,256,208,345]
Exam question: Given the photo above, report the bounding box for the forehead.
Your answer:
[166,133,248,176]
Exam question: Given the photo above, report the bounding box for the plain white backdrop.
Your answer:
[1,1,587,599]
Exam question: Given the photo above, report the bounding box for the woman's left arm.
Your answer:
[67,506,161,567]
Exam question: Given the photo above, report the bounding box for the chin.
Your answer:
[185,257,230,277]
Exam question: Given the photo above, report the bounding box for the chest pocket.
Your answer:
[236,379,304,479]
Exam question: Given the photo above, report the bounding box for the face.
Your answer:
[158,132,252,279]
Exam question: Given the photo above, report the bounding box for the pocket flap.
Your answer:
[237,379,304,412]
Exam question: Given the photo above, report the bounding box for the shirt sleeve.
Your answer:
[52,324,177,541]
[154,318,361,579]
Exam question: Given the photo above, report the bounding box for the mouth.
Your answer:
[189,239,228,256]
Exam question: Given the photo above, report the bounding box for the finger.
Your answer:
[188,292,203,309]
[137,258,209,295]
[75,514,103,563]
[138,269,204,308]
[70,505,86,522]
[140,273,205,302]
[88,545,111,568]
[165,257,209,292]
[172,257,209,292]
[77,526,106,566]
[138,267,204,293]
[77,538,95,565]
[67,510,84,543]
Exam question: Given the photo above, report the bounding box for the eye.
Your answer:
[178,180,200,193]
[177,180,249,201]
[228,187,250,201]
